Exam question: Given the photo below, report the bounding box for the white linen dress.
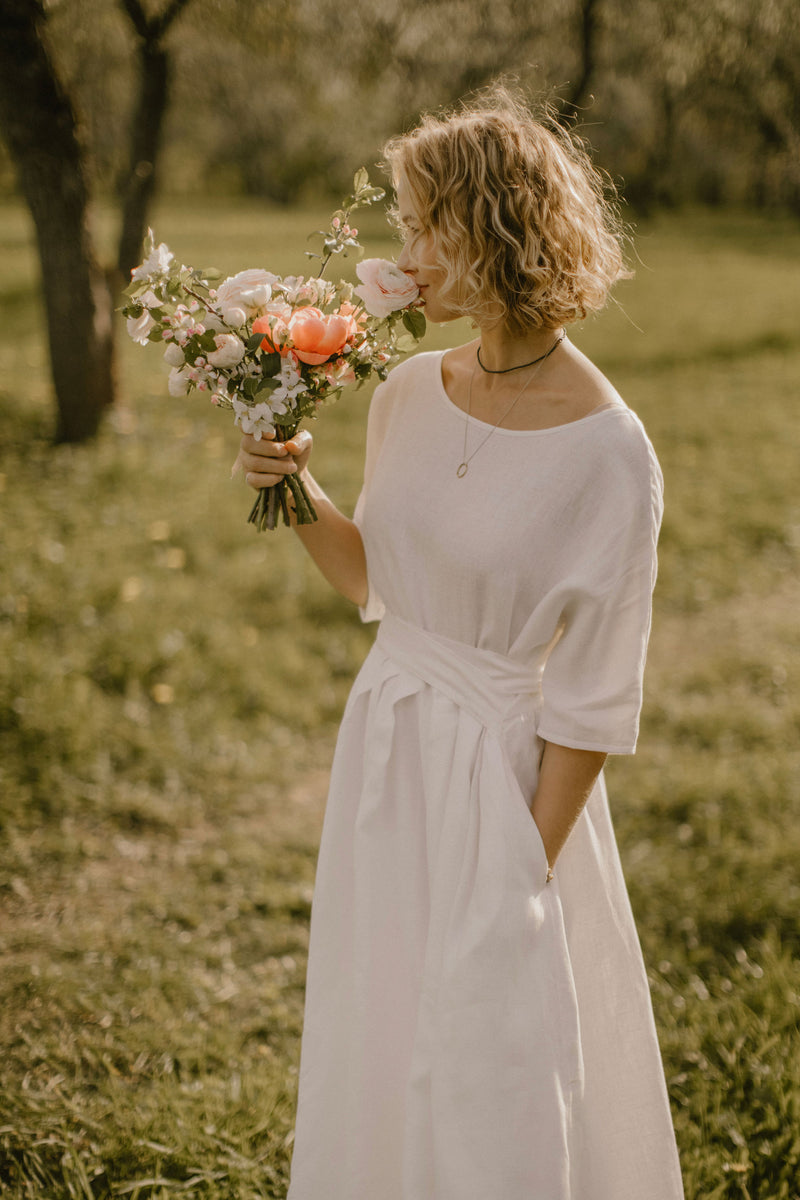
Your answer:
[286,350,685,1200]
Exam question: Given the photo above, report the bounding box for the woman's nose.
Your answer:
[396,243,414,273]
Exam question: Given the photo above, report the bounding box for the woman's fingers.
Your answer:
[283,429,312,455]
[232,430,313,491]
[238,448,296,489]
[283,429,313,473]
[239,431,285,457]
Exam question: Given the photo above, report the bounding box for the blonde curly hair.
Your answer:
[383,86,629,333]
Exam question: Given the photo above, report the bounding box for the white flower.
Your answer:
[139,288,162,309]
[168,367,192,396]
[280,275,321,305]
[207,333,245,369]
[169,305,191,329]
[354,258,419,318]
[217,269,279,325]
[272,359,307,407]
[163,343,185,367]
[203,311,227,333]
[221,305,247,328]
[131,236,174,281]
[232,398,276,440]
[126,310,156,345]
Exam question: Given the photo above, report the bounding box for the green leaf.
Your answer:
[402,309,427,340]
[352,167,369,194]
[260,351,282,374]
[256,377,279,395]
[202,268,223,281]
[247,332,266,352]
[351,185,385,211]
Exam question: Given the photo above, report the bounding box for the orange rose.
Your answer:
[252,302,292,353]
[288,307,357,366]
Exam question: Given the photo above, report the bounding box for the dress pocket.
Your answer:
[503,754,551,888]
[500,719,550,886]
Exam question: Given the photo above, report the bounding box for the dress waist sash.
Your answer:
[375,612,543,732]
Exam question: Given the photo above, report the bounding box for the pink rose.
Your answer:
[286,307,357,366]
[354,259,419,318]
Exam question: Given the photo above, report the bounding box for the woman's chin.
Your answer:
[421,301,459,325]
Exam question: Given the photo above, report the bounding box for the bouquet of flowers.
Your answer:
[121,171,426,530]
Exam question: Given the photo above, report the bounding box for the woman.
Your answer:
[237,89,685,1200]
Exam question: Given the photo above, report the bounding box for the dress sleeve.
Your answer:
[537,443,664,755]
[352,376,395,623]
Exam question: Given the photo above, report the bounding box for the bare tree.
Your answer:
[0,0,192,442]
[117,0,193,280]
[0,0,115,443]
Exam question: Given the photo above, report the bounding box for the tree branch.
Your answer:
[119,0,191,44]
[118,0,150,41]
[154,0,193,39]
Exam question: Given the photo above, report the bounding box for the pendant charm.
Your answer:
[456,462,468,478]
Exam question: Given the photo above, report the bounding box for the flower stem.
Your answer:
[246,474,318,532]
[286,473,318,524]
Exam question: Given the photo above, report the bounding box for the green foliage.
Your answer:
[1,203,800,1197]
[17,0,799,212]
[402,307,427,340]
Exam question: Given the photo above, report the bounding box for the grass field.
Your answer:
[1,198,799,1198]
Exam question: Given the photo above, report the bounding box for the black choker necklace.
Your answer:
[476,332,566,374]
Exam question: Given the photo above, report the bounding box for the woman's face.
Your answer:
[395,176,459,324]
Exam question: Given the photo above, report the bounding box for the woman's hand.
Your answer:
[233,430,313,490]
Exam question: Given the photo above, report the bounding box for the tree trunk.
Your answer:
[117,38,170,281]
[560,0,601,123]
[0,0,115,443]
[116,0,193,281]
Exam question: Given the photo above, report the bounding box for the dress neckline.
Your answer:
[433,349,630,437]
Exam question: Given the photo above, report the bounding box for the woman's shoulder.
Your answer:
[592,399,658,455]
[579,404,662,500]
[386,349,443,386]
[580,406,664,542]
[600,403,661,484]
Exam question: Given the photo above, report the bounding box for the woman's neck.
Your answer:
[476,325,564,374]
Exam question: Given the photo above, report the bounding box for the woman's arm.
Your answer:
[235,431,368,607]
[290,468,368,606]
[531,740,607,870]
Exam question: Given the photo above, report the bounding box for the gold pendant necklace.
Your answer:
[456,331,566,478]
